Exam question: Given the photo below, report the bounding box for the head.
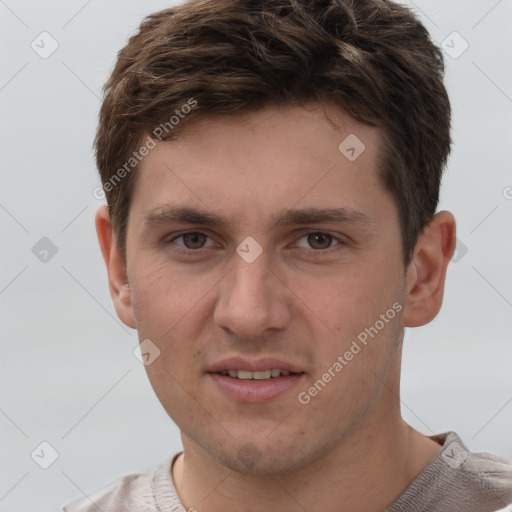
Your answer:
[95,0,456,474]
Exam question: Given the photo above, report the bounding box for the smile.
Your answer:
[217,369,296,380]
[208,371,305,402]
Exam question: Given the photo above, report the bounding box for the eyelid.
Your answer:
[168,231,218,250]
[293,231,347,251]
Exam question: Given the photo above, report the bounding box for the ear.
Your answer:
[95,205,136,329]
[402,211,456,327]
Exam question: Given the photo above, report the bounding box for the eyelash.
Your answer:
[166,231,346,257]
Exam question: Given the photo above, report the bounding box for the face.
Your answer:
[121,103,411,474]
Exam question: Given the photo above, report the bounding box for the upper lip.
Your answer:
[206,357,304,374]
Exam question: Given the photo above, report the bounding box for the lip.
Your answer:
[206,356,305,374]
[205,356,306,403]
[207,372,306,402]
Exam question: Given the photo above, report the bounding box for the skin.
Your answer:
[96,102,456,512]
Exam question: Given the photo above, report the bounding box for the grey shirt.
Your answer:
[63,432,512,512]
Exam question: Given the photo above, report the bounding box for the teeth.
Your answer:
[220,369,293,380]
[253,370,271,380]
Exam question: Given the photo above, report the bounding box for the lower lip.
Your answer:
[207,373,305,402]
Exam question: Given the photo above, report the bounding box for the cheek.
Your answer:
[294,271,405,397]
[144,355,205,430]
[130,262,209,376]
[291,262,402,338]
[130,259,208,333]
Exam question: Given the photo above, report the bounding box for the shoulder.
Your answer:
[62,455,185,512]
[451,435,512,498]
[387,432,512,512]
[434,432,512,510]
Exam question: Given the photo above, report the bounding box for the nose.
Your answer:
[213,252,291,340]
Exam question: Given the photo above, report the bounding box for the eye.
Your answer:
[295,232,344,252]
[169,232,215,251]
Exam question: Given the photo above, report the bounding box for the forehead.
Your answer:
[129,103,390,228]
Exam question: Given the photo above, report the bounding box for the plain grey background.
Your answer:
[1,1,511,510]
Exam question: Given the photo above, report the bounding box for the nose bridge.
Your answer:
[213,248,289,339]
[228,250,275,309]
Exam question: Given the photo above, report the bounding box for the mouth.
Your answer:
[206,358,306,402]
[215,369,300,380]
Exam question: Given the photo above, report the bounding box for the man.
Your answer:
[64,0,512,510]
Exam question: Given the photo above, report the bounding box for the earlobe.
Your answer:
[95,205,136,329]
[402,211,456,328]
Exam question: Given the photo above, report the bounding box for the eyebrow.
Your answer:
[144,205,376,231]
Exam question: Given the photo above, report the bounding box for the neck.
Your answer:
[172,412,441,512]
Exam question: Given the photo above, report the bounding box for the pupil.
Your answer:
[308,233,332,250]
[184,233,206,249]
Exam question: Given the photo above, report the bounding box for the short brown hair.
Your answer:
[95,0,451,264]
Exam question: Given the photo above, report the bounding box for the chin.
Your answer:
[201,434,323,476]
